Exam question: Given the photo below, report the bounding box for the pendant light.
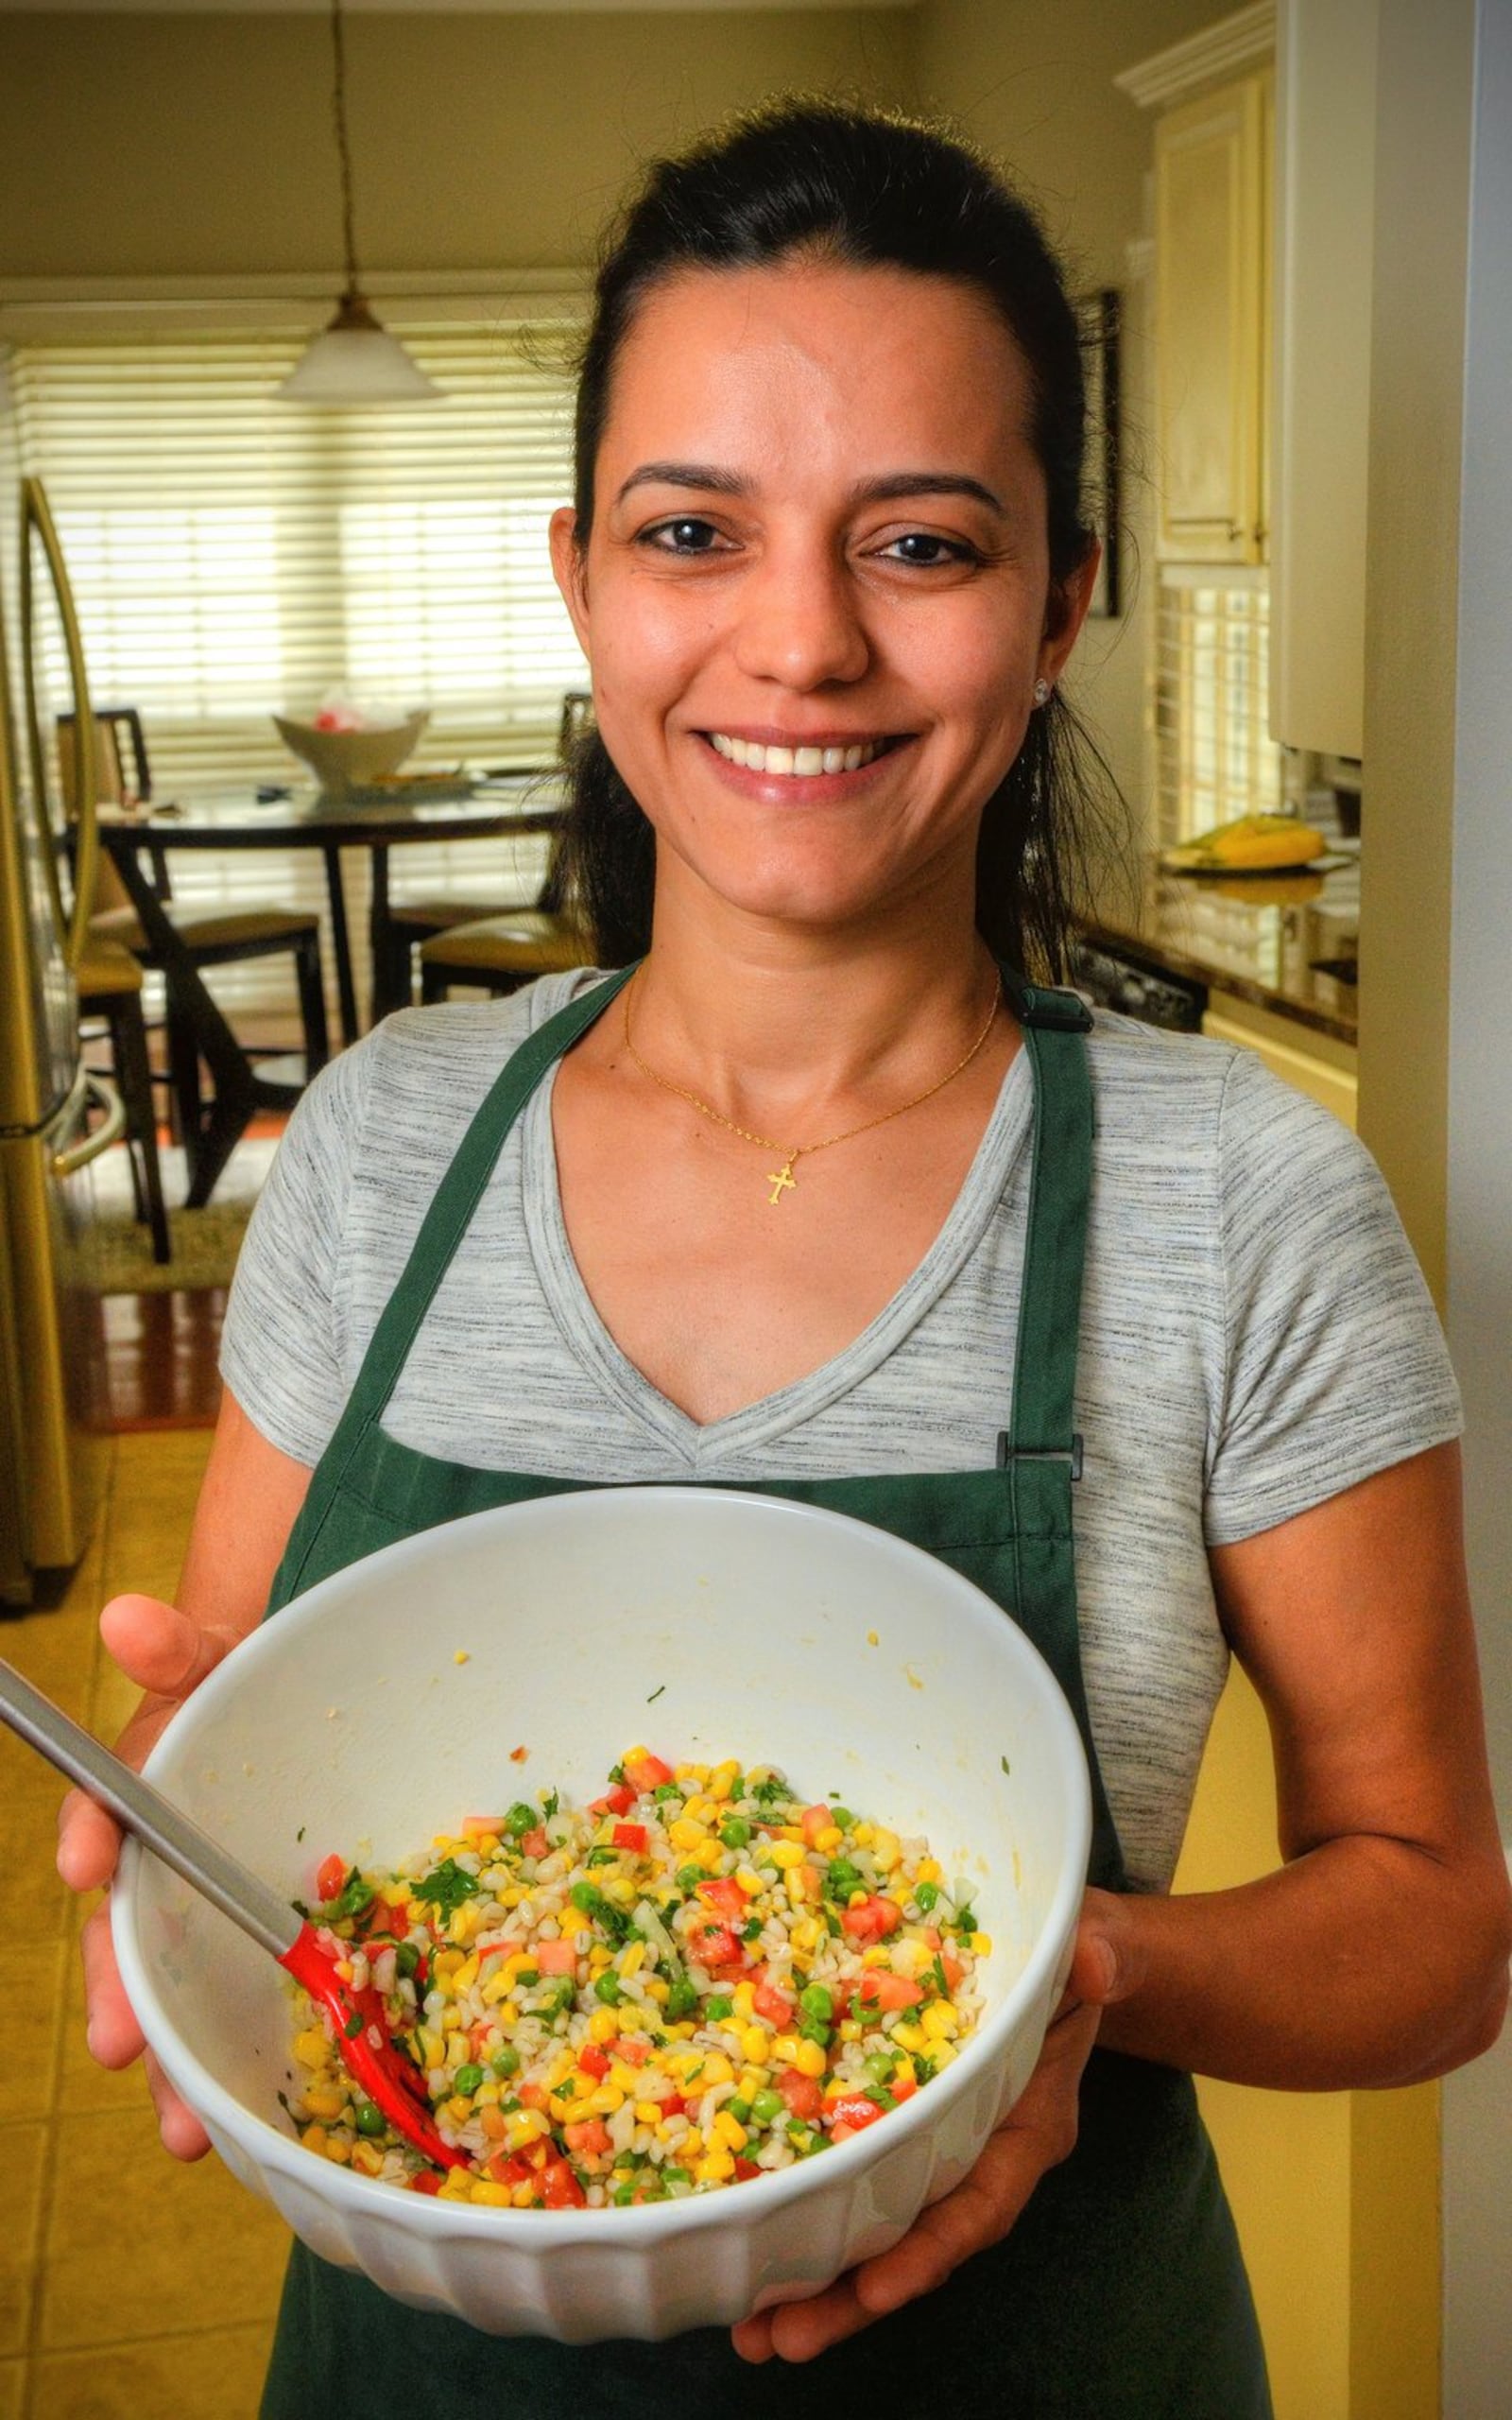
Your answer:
[279,0,439,407]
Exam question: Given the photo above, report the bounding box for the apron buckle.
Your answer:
[996,1433,1084,1480]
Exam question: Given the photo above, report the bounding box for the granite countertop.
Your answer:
[1081,848,1360,1046]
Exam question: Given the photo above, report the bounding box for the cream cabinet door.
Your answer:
[1155,73,1270,564]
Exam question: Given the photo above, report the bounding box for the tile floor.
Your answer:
[0,1429,289,2419]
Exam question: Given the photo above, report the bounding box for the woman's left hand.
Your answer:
[730,1895,1138,2365]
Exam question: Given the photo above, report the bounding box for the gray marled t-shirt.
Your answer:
[222,971,1461,1892]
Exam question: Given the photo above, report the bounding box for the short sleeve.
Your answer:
[219,1042,373,1465]
[1204,1048,1462,1544]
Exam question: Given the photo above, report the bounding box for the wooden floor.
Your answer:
[102,1289,229,1431]
[0,1431,288,2419]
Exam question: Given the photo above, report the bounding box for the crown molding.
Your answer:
[1115,1,1275,110]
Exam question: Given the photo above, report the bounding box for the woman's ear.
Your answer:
[1039,543,1102,689]
[549,507,592,656]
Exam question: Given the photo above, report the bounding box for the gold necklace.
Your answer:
[621,971,1003,1205]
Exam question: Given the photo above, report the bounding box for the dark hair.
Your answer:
[552,97,1118,977]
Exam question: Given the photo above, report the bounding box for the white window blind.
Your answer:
[8,313,587,1012]
[1154,565,1282,848]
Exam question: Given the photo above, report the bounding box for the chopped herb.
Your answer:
[1000,1754,1011,1777]
[412,1858,481,1917]
[608,1762,627,1787]
[342,2011,363,2040]
[321,1865,378,1923]
[654,1784,683,1803]
[646,1684,666,1703]
[740,1916,764,1943]
[932,1953,950,1996]
[705,1995,734,2021]
[587,1846,620,1867]
[751,1775,789,1806]
[289,1897,311,1919]
[296,1826,306,1843]
[663,1977,698,2022]
[541,1789,559,1823]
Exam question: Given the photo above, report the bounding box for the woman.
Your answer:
[60,101,1509,2417]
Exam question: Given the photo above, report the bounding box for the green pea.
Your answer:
[353,2100,387,2138]
[505,1803,536,1837]
[570,1881,602,1915]
[727,2096,752,2124]
[914,1880,939,1912]
[593,1973,624,2007]
[829,1807,854,1831]
[491,2048,521,2079]
[452,2063,484,2096]
[719,1819,751,1850]
[676,1864,704,1892]
[798,2014,832,2048]
[613,2184,636,2206]
[705,1995,734,2021]
[663,1978,697,2022]
[799,1983,833,2022]
[749,2087,784,2127]
[865,2052,896,2086]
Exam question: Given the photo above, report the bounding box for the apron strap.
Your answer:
[316,966,638,1487]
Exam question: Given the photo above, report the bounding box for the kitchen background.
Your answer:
[0,2,1506,2414]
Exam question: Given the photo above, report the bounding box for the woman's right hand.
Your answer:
[55,1592,240,2160]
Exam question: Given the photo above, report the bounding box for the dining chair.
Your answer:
[60,710,331,1139]
[76,933,171,1263]
[418,903,594,1003]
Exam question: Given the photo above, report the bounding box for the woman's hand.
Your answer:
[730,1895,1136,2365]
[55,1593,241,2160]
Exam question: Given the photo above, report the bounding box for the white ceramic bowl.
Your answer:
[112,1487,1090,2342]
[272,710,428,793]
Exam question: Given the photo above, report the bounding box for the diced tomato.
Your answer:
[563,2118,613,2157]
[520,1827,549,1859]
[920,1925,942,1949]
[733,2157,763,2182]
[516,2082,549,2111]
[590,1784,637,1817]
[509,1745,529,1763]
[856,1972,924,2012]
[611,1824,648,1854]
[316,1853,347,1903]
[461,1815,506,1841]
[825,2095,885,2135]
[535,1939,577,1975]
[942,1952,965,1991]
[540,2158,588,2208]
[752,1975,797,2026]
[410,2169,443,2196]
[891,2075,919,2103]
[696,1877,747,1923]
[610,2036,649,2066]
[468,2021,495,2059]
[685,1916,743,1969]
[577,2043,610,2080]
[775,2067,824,2121]
[478,1938,524,1968]
[841,1895,902,1943]
[484,2152,534,2187]
[799,1804,832,1847]
[623,1753,674,1793]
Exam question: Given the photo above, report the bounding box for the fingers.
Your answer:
[56,1789,123,1893]
[78,1897,145,2069]
[1064,1887,1146,2010]
[98,1594,232,1701]
[144,2048,212,2162]
[732,2273,881,2365]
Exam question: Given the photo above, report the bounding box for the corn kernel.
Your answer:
[739,2023,768,2065]
[921,2001,959,2041]
[852,1823,875,1846]
[916,1858,943,1886]
[862,1945,891,1969]
[439,2169,472,2200]
[696,2148,736,2184]
[848,1889,869,1910]
[870,1829,901,1875]
[733,1868,765,1898]
[789,1916,820,1952]
[792,2039,827,2079]
[930,2038,958,2068]
[634,2101,663,2127]
[293,2026,332,2071]
[450,1905,483,1947]
[439,2007,462,2035]
[480,2104,508,2140]
[589,2005,620,2043]
[732,1981,756,2018]
[696,1838,724,1870]
[443,2094,473,2126]
[713,2110,748,2151]
[668,1817,708,1852]
[452,1953,481,1994]
[433,1948,465,1979]
[560,1906,593,1941]
[769,2033,800,2065]
[891,2021,930,2055]
[323,2135,352,2165]
[608,2061,642,2096]
[708,1761,740,1802]
[300,2123,328,2156]
[303,2085,349,2122]
[499,1884,526,1909]
[971,1932,993,1955]
[814,1824,843,1855]
[604,1876,637,1906]
[471,2180,513,2206]
[511,2180,539,2208]
[680,2128,704,2157]
[767,1840,804,1871]
[475,2080,501,2106]
[838,2020,862,2043]
[620,1942,645,1979]
[505,2109,550,2152]
[587,2083,626,2115]
[588,1946,612,1976]
[644,1979,670,2005]
[352,2138,387,2177]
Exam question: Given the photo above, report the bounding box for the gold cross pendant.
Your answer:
[765,1159,797,1206]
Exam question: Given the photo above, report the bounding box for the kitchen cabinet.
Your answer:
[1201,990,1357,1128]
[1153,71,1271,564]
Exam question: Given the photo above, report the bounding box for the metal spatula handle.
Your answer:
[0,1654,300,1957]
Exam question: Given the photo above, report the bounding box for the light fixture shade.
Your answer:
[278,294,440,408]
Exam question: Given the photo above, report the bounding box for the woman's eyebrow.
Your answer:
[612,463,1007,515]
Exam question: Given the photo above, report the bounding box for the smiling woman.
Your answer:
[59,95,1509,2420]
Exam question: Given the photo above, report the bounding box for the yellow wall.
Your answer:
[0,9,915,279]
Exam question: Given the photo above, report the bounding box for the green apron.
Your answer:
[259,965,1271,2420]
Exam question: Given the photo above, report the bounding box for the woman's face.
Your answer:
[550,259,1095,939]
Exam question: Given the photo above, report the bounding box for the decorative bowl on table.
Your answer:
[112,1487,1090,2342]
[273,710,429,795]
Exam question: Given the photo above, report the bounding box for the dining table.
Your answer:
[96,773,567,1208]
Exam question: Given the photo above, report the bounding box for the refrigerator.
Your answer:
[0,422,117,1600]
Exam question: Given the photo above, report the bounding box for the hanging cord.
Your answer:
[328,0,361,301]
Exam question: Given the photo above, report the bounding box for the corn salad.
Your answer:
[284,1749,988,2207]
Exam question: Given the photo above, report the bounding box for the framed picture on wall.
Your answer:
[1078,289,1122,618]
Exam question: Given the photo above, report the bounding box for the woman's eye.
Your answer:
[643,517,727,555]
[882,531,980,568]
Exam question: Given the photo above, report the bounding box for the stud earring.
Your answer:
[1033,678,1052,706]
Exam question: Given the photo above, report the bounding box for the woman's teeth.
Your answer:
[707,733,890,776]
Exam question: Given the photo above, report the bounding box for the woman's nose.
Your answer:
[730,539,870,690]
